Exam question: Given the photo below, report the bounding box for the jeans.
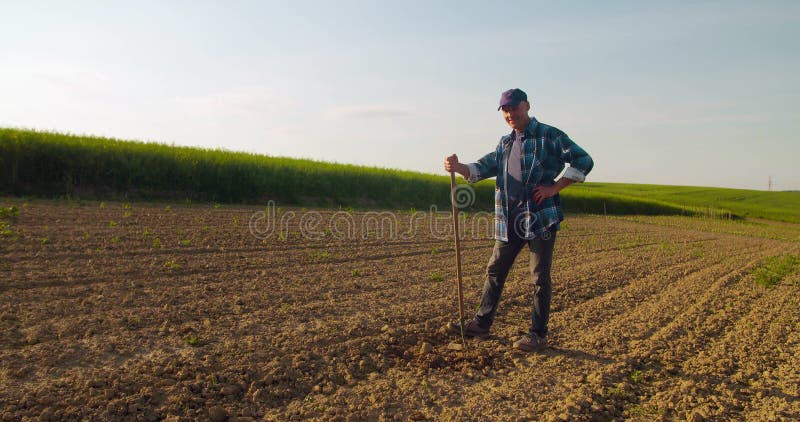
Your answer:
[475,230,556,338]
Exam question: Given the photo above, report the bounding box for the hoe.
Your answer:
[449,172,467,348]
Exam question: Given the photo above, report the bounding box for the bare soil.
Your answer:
[1,199,799,421]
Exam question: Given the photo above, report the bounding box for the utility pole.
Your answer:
[768,175,772,191]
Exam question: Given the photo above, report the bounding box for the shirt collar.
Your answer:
[507,117,538,142]
[524,117,538,136]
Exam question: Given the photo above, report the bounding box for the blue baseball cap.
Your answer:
[498,88,528,110]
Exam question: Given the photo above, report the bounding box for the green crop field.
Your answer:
[567,183,800,223]
[1,128,797,222]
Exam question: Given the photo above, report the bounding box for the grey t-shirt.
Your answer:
[506,131,526,219]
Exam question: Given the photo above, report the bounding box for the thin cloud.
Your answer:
[324,105,412,120]
[172,88,284,116]
[628,110,772,128]
[26,60,114,100]
[34,70,109,92]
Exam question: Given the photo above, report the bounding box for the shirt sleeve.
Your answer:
[465,149,499,184]
[557,134,593,182]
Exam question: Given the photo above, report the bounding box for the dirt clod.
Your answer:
[447,342,464,351]
[208,406,228,422]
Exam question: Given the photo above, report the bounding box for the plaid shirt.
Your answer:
[465,117,593,241]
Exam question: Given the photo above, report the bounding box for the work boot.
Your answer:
[513,333,547,352]
[447,318,490,339]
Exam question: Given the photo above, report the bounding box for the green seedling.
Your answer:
[629,405,660,417]
[164,259,181,270]
[123,211,133,219]
[0,222,12,237]
[659,242,675,253]
[39,237,50,245]
[152,237,162,248]
[126,315,140,327]
[606,386,626,398]
[752,254,800,288]
[111,236,120,243]
[180,239,191,246]
[307,250,331,259]
[99,202,106,209]
[351,269,361,277]
[122,203,131,210]
[183,335,200,346]
[109,220,118,227]
[428,271,444,282]
[431,247,439,255]
[214,202,222,209]
[0,206,19,219]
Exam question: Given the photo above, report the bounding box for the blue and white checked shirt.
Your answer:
[465,117,593,241]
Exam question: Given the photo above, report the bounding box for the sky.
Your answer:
[2,1,798,191]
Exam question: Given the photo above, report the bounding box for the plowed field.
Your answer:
[1,200,799,421]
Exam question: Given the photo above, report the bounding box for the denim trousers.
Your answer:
[475,230,556,337]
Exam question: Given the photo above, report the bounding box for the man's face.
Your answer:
[500,101,530,131]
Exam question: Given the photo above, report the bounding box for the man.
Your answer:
[444,88,593,352]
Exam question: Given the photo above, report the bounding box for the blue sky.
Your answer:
[2,1,798,190]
